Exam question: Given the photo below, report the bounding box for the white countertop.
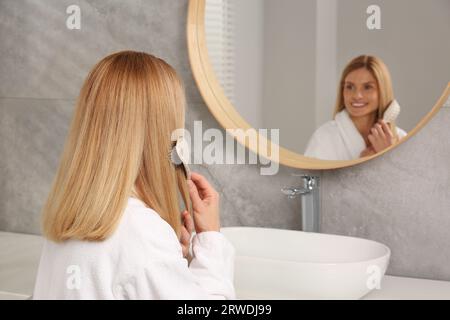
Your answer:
[0,231,44,299]
[1,231,449,300]
[362,275,450,300]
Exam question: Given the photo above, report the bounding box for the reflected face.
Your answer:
[343,68,379,119]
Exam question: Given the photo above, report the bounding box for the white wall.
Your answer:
[262,0,317,153]
[232,0,264,129]
[315,0,338,130]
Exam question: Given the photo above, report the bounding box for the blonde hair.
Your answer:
[333,55,398,136]
[42,51,191,242]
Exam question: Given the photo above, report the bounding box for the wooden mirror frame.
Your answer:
[187,0,450,170]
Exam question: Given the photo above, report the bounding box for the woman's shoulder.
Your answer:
[121,197,176,235]
[309,119,340,141]
[118,197,181,252]
[124,197,163,227]
[304,119,342,159]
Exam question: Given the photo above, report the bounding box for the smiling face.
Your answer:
[343,68,379,119]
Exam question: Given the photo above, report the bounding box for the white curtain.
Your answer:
[205,0,236,104]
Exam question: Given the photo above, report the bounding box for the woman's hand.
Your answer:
[187,172,220,233]
[368,120,396,153]
[179,210,194,259]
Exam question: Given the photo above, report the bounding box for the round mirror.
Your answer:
[187,0,450,169]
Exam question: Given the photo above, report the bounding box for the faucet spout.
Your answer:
[282,175,320,232]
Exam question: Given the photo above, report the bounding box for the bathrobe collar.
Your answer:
[335,109,366,159]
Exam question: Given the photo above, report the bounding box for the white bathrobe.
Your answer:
[32,197,235,300]
[304,109,407,160]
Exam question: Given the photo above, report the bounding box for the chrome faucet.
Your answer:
[282,175,320,232]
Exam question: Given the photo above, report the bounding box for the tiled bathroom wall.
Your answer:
[1,0,449,281]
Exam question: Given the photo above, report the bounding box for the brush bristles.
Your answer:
[383,100,401,123]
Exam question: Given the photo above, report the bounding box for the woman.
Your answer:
[33,51,235,299]
[304,55,407,160]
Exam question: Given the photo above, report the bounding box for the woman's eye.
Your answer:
[365,85,373,90]
[345,85,353,90]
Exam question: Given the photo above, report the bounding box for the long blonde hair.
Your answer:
[333,55,398,136]
[42,51,191,242]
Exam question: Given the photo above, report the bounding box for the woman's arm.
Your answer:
[113,172,235,300]
[112,209,235,300]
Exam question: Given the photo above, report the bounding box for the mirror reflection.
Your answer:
[304,55,406,160]
[205,0,450,160]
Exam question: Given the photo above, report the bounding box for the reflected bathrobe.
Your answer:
[32,197,235,300]
[304,109,407,160]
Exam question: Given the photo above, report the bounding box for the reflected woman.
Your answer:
[304,55,407,160]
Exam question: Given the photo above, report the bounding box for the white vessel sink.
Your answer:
[220,227,390,300]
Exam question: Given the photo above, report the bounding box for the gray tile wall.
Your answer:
[0,0,449,281]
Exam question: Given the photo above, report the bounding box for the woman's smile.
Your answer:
[351,102,368,108]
